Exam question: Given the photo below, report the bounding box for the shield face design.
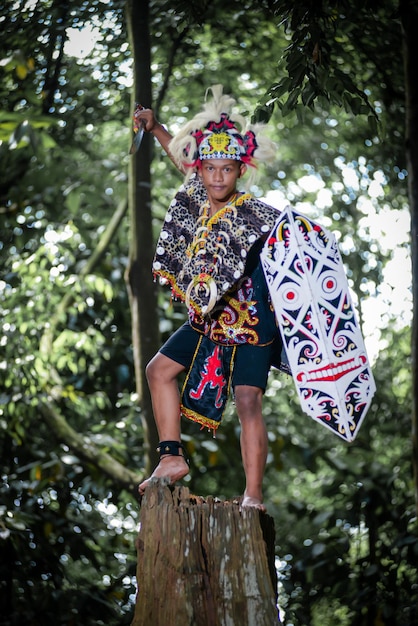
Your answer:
[260,207,376,442]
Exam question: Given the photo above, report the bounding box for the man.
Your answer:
[135,86,288,510]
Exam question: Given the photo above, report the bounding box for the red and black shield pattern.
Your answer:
[261,207,376,442]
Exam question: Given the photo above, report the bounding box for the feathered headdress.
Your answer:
[168,85,276,184]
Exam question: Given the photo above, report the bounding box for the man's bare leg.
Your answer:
[235,385,267,511]
[138,352,189,494]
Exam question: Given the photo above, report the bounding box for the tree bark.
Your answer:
[131,482,280,626]
[401,0,418,516]
[125,0,160,473]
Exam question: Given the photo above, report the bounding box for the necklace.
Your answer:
[185,194,244,314]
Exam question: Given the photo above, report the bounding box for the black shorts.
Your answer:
[159,322,281,391]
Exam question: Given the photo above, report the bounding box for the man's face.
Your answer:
[200,159,247,209]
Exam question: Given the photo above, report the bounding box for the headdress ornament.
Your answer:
[193,112,257,164]
[168,85,275,184]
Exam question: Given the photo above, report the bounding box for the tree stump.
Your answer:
[131,480,280,626]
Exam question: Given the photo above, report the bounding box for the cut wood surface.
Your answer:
[131,480,280,626]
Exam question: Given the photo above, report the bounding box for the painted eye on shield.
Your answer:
[285,289,297,301]
[321,272,340,297]
[279,283,301,310]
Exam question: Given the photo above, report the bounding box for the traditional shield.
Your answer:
[260,207,376,442]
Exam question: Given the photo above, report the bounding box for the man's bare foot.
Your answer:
[240,494,267,512]
[138,456,189,495]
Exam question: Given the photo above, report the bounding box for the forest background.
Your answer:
[1,1,417,625]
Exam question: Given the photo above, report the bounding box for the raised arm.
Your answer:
[133,107,185,173]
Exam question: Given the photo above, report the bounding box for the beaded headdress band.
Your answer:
[193,113,257,164]
[168,85,275,182]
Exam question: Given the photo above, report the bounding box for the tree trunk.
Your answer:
[401,0,418,516]
[125,0,160,473]
[131,482,280,626]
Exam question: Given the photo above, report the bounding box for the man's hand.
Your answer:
[131,105,179,170]
[133,106,158,133]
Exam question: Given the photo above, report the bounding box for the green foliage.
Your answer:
[252,329,415,624]
[257,0,403,135]
[1,434,137,625]
[0,205,141,624]
[0,0,415,624]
